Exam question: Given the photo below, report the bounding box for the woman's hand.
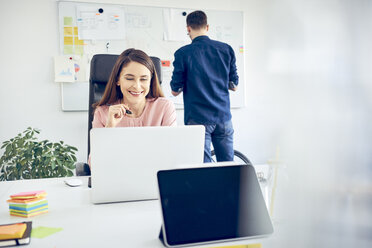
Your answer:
[106,104,131,127]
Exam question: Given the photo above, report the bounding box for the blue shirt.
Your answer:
[170,36,239,125]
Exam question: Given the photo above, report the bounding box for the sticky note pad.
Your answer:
[10,190,46,199]
[161,60,170,67]
[64,27,73,36]
[74,45,84,55]
[0,223,27,240]
[74,37,84,45]
[64,36,73,45]
[31,226,63,239]
[64,16,73,26]
[64,45,73,55]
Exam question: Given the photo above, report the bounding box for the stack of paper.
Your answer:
[7,191,48,218]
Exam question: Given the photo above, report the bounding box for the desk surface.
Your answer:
[0,177,272,248]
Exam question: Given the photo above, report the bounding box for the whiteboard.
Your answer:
[58,1,245,111]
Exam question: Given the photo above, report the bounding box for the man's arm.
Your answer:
[228,46,239,91]
[170,50,185,96]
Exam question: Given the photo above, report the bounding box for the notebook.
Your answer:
[157,164,274,247]
[0,221,32,247]
[90,125,205,204]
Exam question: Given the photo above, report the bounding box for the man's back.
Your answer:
[171,35,238,124]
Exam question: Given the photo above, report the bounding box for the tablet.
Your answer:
[157,165,274,247]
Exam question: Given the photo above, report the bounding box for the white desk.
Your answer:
[0,177,271,248]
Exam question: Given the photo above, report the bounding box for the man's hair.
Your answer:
[186,10,207,30]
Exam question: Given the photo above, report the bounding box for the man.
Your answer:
[170,10,239,162]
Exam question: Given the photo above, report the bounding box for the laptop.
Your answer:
[157,164,274,247]
[90,125,205,204]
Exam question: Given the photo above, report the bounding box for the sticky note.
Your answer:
[74,45,84,56]
[74,37,84,45]
[64,16,73,26]
[64,36,73,45]
[74,26,79,36]
[31,226,63,239]
[161,60,170,67]
[63,45,73,55]
[10,190,46,199]
[0,223,27,239]
[64,27,73,36]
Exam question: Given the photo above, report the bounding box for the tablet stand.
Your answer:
[158,227,165,246]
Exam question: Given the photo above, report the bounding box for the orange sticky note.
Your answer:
[0,223,27,239]
[7,196,45,203]
[161,60,170,67]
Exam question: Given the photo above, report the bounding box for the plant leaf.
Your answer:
[1,127,79,180]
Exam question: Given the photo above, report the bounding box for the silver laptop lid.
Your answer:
[90,125,205,204]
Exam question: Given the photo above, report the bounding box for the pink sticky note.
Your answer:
[11,190,46,197]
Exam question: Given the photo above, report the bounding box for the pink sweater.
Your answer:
[92,97,177,128]
[88,98,176,166]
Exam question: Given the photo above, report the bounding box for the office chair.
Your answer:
[75,54,162,176]
[211,149,252,165]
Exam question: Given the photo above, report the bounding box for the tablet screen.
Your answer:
[157,165,274,247]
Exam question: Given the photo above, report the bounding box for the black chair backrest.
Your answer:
[87,54,162,156]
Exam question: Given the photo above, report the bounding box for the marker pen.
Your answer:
[106,103,132,114]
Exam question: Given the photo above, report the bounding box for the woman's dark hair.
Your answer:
[93,48,163,108]
[186,10,208,30]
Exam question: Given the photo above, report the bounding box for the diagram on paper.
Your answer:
[76,5,125,40]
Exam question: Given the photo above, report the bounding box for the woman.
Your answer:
[92,48,176,128]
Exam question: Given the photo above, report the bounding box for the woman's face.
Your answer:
[117,61,151,105]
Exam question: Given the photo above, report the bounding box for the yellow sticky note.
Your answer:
[74,45,84,56]
[63,45,73,55]
[74,37,84,45]
[64,36,73,45]
[74,26,78,36]
[64,16,73,26]
[0,223,27,239]
[64,27,73,36]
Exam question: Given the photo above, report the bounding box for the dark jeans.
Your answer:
[187,120,234,163]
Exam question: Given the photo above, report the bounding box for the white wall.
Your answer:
[0,0,87,161]
[1,0,371,246]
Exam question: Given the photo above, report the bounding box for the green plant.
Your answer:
[0,127,78,181]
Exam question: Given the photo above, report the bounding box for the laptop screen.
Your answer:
[157,165,274,247]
